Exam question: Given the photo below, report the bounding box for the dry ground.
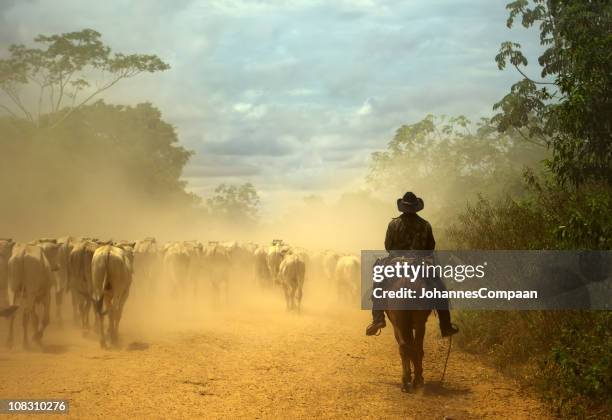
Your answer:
[0,282,550,419]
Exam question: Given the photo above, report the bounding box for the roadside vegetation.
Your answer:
[369,1,611,417]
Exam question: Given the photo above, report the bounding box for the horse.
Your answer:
[376,257,432,392]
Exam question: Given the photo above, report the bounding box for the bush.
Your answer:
[448,178,612,418]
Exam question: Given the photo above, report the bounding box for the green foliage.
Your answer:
[448,178,612,417]
[493,0,612,186]
[452,2,612,412]
[367,114,548,226]
[0,101,197,236]
[0,29,169,127]
[206,183,260,223]
[456,310,612,418]
[545,312,612,418]
[447,177,612,250]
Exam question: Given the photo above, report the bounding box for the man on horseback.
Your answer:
[366,191,459,338]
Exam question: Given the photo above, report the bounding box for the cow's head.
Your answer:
[39,242,62,271]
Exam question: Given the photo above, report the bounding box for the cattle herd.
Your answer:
[0,237,361,349]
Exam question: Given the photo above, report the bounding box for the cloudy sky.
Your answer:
[1,0,541,217]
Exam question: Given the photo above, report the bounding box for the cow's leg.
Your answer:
[111,292,129,346]
[6,311,16,348]
[97,305,106,348]
[22,307,30,349]
[223,277,229,304]
[84,299,91,331]
[107,307,117,346]
[211,280,220,308]
[296,283,303,313]
[282,283,291,311]
[30,303,41,345]
[412,319,426,388]
[71,290,79,325]
[289,284,296,312]
[55,289,63,324]
[77,295,85,329]
[38,294,51,343]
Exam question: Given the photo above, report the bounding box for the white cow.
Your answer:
[334,255,360,303]
[4,241,60,348]
[91,244,134,348]
[253,245,271,288]
[266,241,289,285]
[133,237,159,296]
[0,238,15,309]
[203,242,230,303]
[69,239,100,330]
[278,254,306,312]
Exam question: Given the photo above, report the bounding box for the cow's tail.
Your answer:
[94,247,111,316]
[2,250,25,317]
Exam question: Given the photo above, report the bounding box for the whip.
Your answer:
[440,334,453,384]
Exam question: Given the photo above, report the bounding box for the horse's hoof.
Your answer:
[412,377,424,388]
[401,378,413,393]
[401,383,413,393]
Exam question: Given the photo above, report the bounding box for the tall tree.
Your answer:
[0,101,197,236]
[0,29,169,128]
[493,0,612,185]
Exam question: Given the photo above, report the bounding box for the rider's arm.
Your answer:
[384,222,394,251]
[426,222,436,251]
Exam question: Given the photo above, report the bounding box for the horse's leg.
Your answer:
[412,315,427,387]
[391,318,412,392]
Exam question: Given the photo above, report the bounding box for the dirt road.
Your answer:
[0,289,549,419]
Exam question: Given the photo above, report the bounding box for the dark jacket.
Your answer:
[384,213,435,251]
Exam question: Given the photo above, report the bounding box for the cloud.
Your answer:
[0,0,544,217]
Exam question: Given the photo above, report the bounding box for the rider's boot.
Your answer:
[438,309,459,337]
[366,310,386,336]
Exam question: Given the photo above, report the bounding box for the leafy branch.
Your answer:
[0,29,170,128]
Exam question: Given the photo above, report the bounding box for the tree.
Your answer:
[367,114,547,225]
[207,183,260,223]
[493,0,612,186]
[0,29,169,128]
[0,101,198,236]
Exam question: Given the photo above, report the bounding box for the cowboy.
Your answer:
[366,191,459,337]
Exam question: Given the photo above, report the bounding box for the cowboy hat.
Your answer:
[397,191,424,213]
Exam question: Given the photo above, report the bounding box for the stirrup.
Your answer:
[441,323,459,337]
[366,321,386,336]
